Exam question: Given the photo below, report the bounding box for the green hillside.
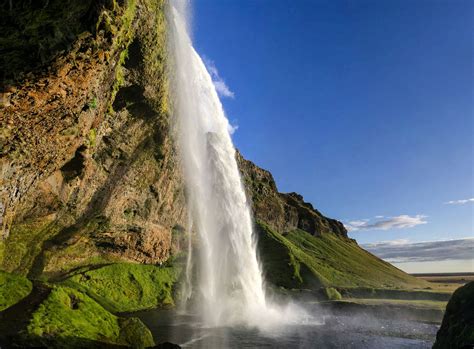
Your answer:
[256,221,429,290]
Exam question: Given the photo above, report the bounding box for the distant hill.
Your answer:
[237,153,429,290]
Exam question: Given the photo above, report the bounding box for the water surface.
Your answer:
[134,308,438,348]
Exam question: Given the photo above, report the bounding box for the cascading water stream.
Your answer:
[168,2,307,329]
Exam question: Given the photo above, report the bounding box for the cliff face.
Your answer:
[1,0,186,279]
[237,151,347,238]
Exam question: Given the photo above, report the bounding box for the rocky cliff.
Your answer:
[237,151,347,238]
[1,0,186,280]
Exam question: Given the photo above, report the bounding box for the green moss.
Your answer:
[0,270,32,310]
[105,0,138,113]
[2,216,59,275]
[325,287,342,300]
[256,222,316,288]
[63,263,180,312]
[141,0,169,116]
[88,98,98,110]
[88,128,97,147]
[118,318,154,348]
[256,221,428,290]
[27,286,119,340]
[26,286,153,348]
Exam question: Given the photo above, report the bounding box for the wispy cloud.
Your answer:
[203,57,235,98]
[227,122,239,135]
[445,198,474,205]
[344,215,428,232]
[362,238,474,263]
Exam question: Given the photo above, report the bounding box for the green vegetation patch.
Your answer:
[26,286,153,348]
[325,287,342,300]
[63,263,180,312]
[0,270,33,311]
[256,221,428,290]
[2,216,59,275]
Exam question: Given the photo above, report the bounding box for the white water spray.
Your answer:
[168,2,307,329]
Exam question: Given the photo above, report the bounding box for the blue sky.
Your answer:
[191,0,473,271]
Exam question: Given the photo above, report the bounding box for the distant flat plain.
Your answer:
[412,272,474,292]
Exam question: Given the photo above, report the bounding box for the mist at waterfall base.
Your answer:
[167,1,308,331]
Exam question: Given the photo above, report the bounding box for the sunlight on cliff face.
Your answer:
[167,1,310,330]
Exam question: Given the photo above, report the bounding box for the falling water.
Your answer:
[168,2,307,329]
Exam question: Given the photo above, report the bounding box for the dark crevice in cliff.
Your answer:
[60,145,87,181]
[113,85,157,120]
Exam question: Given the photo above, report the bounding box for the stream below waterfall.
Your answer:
[132,308,438,348]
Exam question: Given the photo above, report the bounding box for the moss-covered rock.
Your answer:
[0,270,32,311]
[25,286,154,348]
[434,281,474,349]
[325,287,342,300]
[63,263,180,312]
[119,317,155,348]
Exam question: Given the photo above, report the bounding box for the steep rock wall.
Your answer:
[0,0,186,279]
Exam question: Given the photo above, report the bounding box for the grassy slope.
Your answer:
[62,263,180,312]
[257,221,429,290]
[0,270,32,311]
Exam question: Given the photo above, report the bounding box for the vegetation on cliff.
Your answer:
[257,221,428,290]
[63,263,180,312]
[0,270,32,311]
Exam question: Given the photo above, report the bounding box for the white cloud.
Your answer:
[203,57,235,98]
[227,122,239,135]
[445,198,474,205]
[362,238,474,263]
[344,214,427,232]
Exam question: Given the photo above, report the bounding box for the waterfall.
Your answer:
[168,1,308,330]
[168,2,269,327]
